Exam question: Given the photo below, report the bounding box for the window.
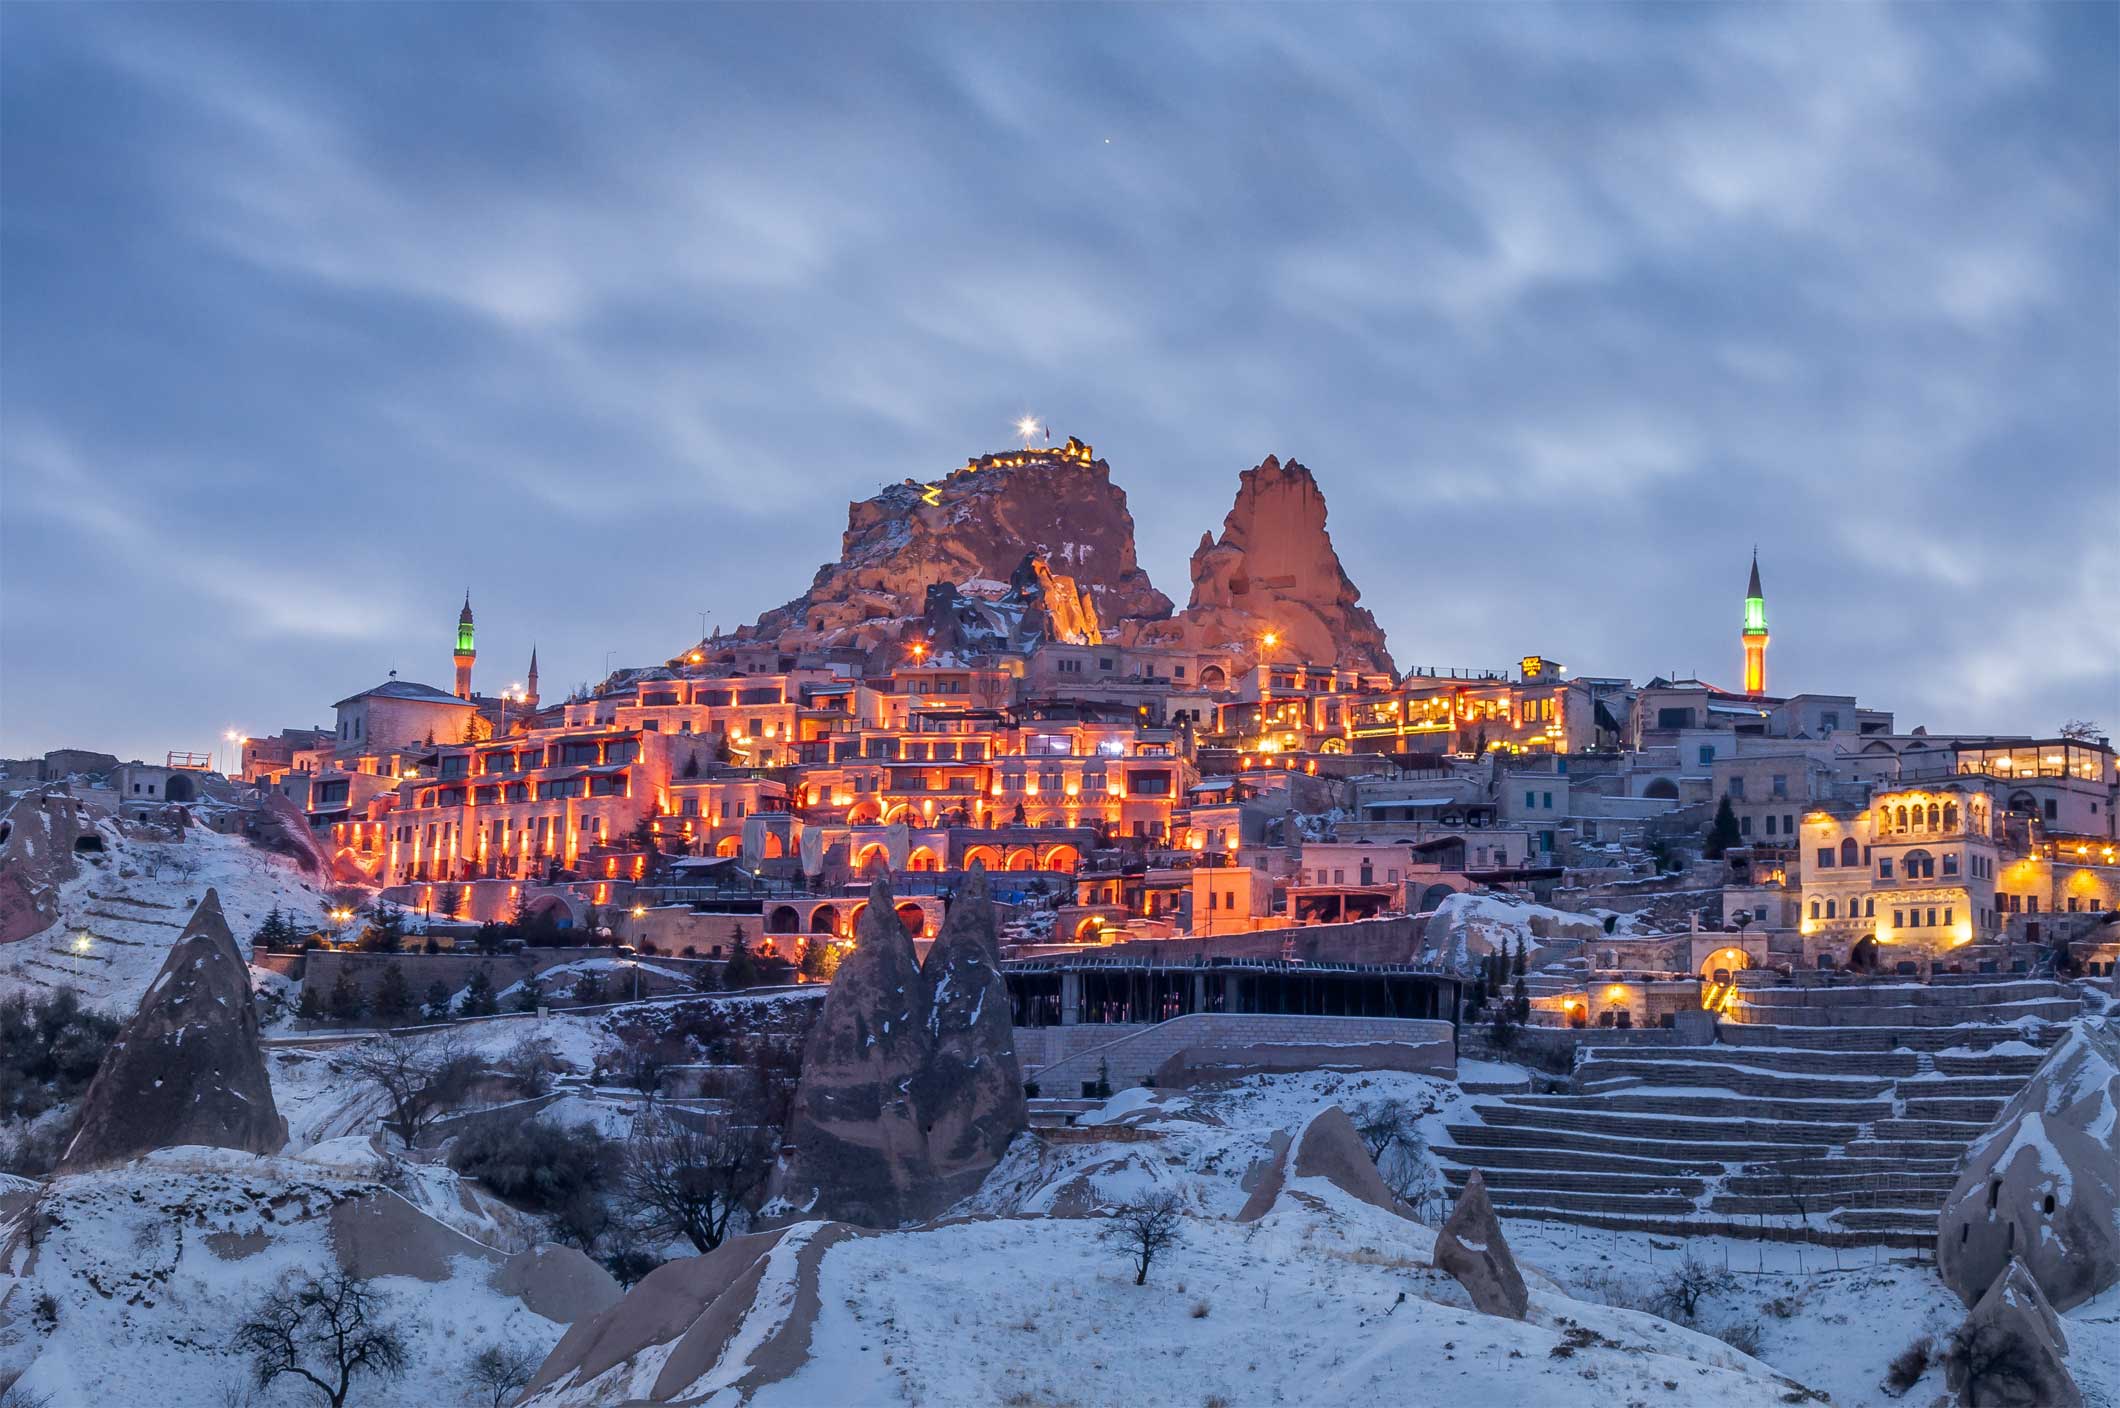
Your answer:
[2027,896,2039,914]
[1741,816,1754,836]
[1729,776,1746,799]
[1894,909,1904,928]
[1784,815,1795,835]
[1839,837,1859,866]
[1825,899,1837,918]
[1097,657,1114,671]
[1817,847,1835,869]
[1944,908,1953,927]
[1771,774,1787,798]
[1698,746,1716,767]
[1942,854,1959,877]
[1542,791,1553,809]
[1865,898,1875,917]
[1525,790,1536,809]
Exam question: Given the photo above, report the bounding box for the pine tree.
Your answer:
[362,902,407,953]
[1705,795,1742,859]
[722,931,759,990]
[513,976,544,1014]
[462,966,499,1017]
[372,964,414,1022]
[326,968,366,1024]
[254,907,293,949]
[295,986,326,1024]
[422,980,454,1021]
[572,971,606,1005]
[1512,975,1530,1023]
[1511,937,1526,978]
[800,937,841,983]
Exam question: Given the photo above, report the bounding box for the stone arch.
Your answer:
[962,844,1002,872]
[846,800,883,825]
[1040,843,1080,873]
[1642,777,1679,801]
[881,802,914,825]
[847,902,868,936]
[906,845,940,872]
[767,905,800,934]
[894,902,925,939]
[1415,883,1457,914]
[1199,664,1228,691]
[1003,846,1037,872]
[164,773,196,804]
[761,831,785,860]
[1839,837,1859,866]
[715,835,741,857]
[810,906,838,934]
[1701,946,1749,985]
[525,894,577,930]
[1319,737,1346,754]
[1851,934,1879,971]
[854,843,890,876]
[1075,915,1109,941]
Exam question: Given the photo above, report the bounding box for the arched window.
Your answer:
[1825,899,1837,918]
[1905,848,1934,880]
[1943,803,1959,829]
[1809,900,1821,920]
[1839,837,1859,866]
[1927,803,1941,829]
[1896,805,1909,829]
[1865,898,1876,917]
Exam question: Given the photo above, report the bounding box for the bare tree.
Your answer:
[1099,1190,1184,1286]
[1651,1253,1735,1324]
[342,1031,481,1146]
[233,1269,407,1408]
[1943,1320,2044,1406]
[1353,1099,1416,1163]
[2058,719,2103,743]
[467,1342,541,1407]
[624,1112,772,1253]
[619,1047,670,1105]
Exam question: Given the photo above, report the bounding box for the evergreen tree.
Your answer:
[462,966,499,1017]
[572,971,606,1005]
[513,976,545,1014]
[1511,937,1526,978]
[362,902,407,953]
[474,921,508,956]
[326,969,366,1024]
[254,907,293,949]
[1705,795,1742,859]
[295,986,326,1024]
[799,937,842,983]
[372,964,414,1023]
[693,961,723,994]
[1512,975,1530,1024]
[422,980,454,1022]
[722,931,759,990]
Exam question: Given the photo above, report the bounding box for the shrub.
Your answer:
[1708,1317,1763,1357]
[447,1118,617,1212]
[1651,1254,1735,1324]
[572,972,606,1006]
[0,989,122,1121]
[1883,1336,1932,1397]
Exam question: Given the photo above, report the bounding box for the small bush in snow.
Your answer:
[448,1117,617,1212]
[1882,1336,1932,1397]
[1650,1254,1736,1324]
[1189,1299,1210,1319]
[1707,1317,1764,1357]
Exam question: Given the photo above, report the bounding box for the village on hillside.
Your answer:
[1,438,2114,1406]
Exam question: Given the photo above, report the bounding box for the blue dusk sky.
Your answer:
[2,4,2114,763]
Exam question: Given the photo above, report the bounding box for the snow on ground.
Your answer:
[0,822,332,1014]
[0,1148,573,1407]
[754,1182,1807,1408]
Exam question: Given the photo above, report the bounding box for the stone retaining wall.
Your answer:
[1019,1013,1454,1093]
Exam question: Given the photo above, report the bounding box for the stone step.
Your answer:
[1724,998,2083,1030]
[1476,1101,1862,1146]
[1843,1138,1975,1162]
[1709,1189,1944,1217]
[1485,1206,1935,1250]
[1868,1118,1991,1142]
[1510,1092,1896,1123]
[1720,1170,1959,1198]
[1898,1076,2029,1100]
[1585,1044,1920,1077]
[1719,1024,2061,1054]
[1569,1060,1894,1101]
[1934,1050,2047,1077]
[1443,1121,1826,1167]
[1830,1208,1941,1234]
[1440,1165,1707,1198]
[1901,1097,2007,1124]
[1730,980,2071,1010]
[1432,1145,1723,1177]
[1477,1186,1700,1217]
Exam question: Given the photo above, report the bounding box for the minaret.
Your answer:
[454,592,476,700]
[524,646,540,710]
[1741,551,1768,695]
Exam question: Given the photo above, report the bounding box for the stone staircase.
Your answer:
[1437,979,2079,1248]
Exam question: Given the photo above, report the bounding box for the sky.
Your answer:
[2,4,2115,765]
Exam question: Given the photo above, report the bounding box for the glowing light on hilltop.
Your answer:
[1015,415,1040,446]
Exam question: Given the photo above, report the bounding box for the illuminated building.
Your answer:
[454,593,476,700]
[1741,550,1768,696]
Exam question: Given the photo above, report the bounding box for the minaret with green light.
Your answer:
[1741,551,1768,695]
[454,592,476,700]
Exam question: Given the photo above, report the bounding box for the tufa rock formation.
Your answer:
[773,868,1027,1227]
[1238,1104,1412,1223]
[911,866,1028,1208]
[746,440,1170,655]
[1136,454,1393,675]
[521,1222,860,1406]
[1432,1169,1529,1318]
[60,889,288,1170]
[919,552,1103,658]
[1937,1016,2120,1312]
[0,789,93,946]
[1944,1258,2083,1408]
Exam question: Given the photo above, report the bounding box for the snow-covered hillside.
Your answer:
[0,822,331,1014]
[0,1147,606,1405]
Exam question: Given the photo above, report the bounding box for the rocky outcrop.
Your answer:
[1239,1104,1410,1222]
[772,879,931,1226]
[0,789,91,945]
[919,553,1103,658]
[522,1222,861,1406]
[746,439,1170,654]
[1944,1259,2083,1408]
[242,789,333,877]
[1133,455,1392,675]
[59,889,287,1170]
[913,867,1027,1208]
[773,869,1028,1227]
[1938,1017,2119,1312]
[1432,1169,1529,1318]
